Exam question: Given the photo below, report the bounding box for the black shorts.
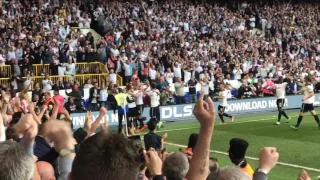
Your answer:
[218,105,226,113]
[300,103,314,113]
[128,108,137,117]
[276,99,285,109]
[136,105,144,116]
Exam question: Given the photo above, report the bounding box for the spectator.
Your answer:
[228,138,254,177]
[165,68,174,84]
[237,82,253,99]
[99,83,108,109]
[65,85,82,110]
[88,82,100,111]
[12,59,21,76]
[188,77,198,103]
[162,153,189,180]
[144,120,167,151]
[200,78,210,101]
[182,133,198,156]
[174,78,186,104]
[233,64,243,81]
[84,79,94,89]
[65,97,79,114]
[42,74,53,92]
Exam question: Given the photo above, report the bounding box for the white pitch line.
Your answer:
[153,115,299,134]
[164,141,320,172]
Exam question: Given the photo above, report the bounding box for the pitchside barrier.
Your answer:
[70,94,320,130]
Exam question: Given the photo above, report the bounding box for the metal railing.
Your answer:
[0,65,11,76]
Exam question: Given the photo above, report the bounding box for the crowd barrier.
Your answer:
[70,94,320,129]
[0,65,11,76]
[1,62,122,87]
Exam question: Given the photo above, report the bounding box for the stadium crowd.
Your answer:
[0,0,318,180]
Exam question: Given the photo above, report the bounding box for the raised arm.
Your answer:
[86,107,107,138]
[27,103,42,124]
[1,90,9,126]
[187,93,215,180]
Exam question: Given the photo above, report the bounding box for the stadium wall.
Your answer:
[70,94,320,129]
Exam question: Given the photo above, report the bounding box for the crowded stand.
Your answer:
[0,0,318,179]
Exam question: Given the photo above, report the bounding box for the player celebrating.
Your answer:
[214,83,234,125]
[291,76,320,130]
[274,77,290,125]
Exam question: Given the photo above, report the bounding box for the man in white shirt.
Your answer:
[259,64,269,78]
[233,65,243,80]
[149,65,157,82]
[173,62,182,79]
[214,83,234,125]
[164,68,174,84]
[274,77,290,125]
[144,83,162,129]
[123,60,132,85]
[291,76,320,130]
[174,78,186,104]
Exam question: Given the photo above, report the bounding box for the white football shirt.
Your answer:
[275,82,287,99]
[219,90,228,106]
[303,85,314,104]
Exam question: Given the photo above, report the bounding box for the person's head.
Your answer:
[5,125,20,141]
[68,97,74,104]
[34,83,40,90]
[0,141,35,180]
[209,157,219,174]
[54,88,59,95]
[44,92,51,100]
[36,161,55,180]
[228,138,249,164]
[187,133,198,149]
[162,153,189,180]
[147,120,157,132]
[70,133,140,180]
[207,166,250,180]
[94,82,99,89]
[73,84,79,91]
[150,82,156,90]
[219,83,225,90]
[305,76,312,84]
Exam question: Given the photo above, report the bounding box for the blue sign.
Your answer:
[71,94,320,130]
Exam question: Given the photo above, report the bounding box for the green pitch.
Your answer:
[138,112,320,180]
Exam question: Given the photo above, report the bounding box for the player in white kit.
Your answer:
[214,83,234,125]
[291,76,320,130]
[274,77,290,125]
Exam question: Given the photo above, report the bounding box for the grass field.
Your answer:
[135,111,320,180]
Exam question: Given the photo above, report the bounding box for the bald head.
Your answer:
[36,161,55,180]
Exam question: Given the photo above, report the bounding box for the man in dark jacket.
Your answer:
[65,84,82,110]
[88,82,100,111]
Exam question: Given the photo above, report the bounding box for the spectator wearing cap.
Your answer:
[228,138,254,177]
